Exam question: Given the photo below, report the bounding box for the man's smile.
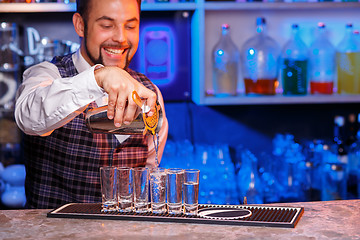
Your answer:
[103,47,128,56]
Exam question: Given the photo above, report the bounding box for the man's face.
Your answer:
[81,0,140,69]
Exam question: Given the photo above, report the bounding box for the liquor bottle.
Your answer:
[347,113,360,199]
[241,17,281,95]
[281,24,309,96]
[309,22,336,95]
[333,115,348,164]
[212,24,240,97]
[236,149,264,204]
[336,23,360,94]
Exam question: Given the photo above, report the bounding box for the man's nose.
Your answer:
[113,26,126,43]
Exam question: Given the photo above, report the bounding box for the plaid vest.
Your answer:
[24,54,157,209]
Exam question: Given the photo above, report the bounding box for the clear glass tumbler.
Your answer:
[150,167,167,214]
[117,167,134,212]
[133,167,150,213]
[183,169,200,215]
[166,168,184,214]
[100,166,118,212]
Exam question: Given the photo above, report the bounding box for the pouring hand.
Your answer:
[94,66,156,127]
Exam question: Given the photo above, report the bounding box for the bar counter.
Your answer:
[1,200,360,240]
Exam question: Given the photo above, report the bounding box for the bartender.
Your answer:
[14,0,168,209]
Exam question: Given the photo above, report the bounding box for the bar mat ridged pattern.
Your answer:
[47,203,304,228]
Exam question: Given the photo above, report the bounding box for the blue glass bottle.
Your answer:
[236,149,264,204]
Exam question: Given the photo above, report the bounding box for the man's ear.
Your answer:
[73,13,85,38]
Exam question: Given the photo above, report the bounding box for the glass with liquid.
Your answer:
[183,169,200,215]
[150,167,167,214]
[166,168,184,214]
[117,167,134,212]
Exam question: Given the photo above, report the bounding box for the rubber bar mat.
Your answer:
[47,203,304,228]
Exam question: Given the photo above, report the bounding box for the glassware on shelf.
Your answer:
[211,24,239,97]
[347,113,360,199]
[281,24,309,96]
[236,149,264,204]
[241,17,281,95]
[309,22,335,95]
[336,23,360,94]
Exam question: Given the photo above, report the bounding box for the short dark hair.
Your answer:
[76,0,141,21]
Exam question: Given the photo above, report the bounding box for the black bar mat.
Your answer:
[47,203,304,228]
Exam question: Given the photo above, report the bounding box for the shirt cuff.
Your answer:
[71,65,105,105]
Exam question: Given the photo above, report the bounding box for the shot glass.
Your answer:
[183,169,200,215]
[133,167,150,213]
[166,168,184,214]
[117,167,134,212]
[150,167,167,214]
[100,166,118,212]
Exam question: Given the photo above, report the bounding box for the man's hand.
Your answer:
[94,66,156,127]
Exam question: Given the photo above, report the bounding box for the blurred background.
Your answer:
[0,0,360,209]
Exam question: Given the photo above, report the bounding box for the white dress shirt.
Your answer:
[15,50,168,167]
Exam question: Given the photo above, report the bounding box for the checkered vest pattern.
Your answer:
[23,54,157,209]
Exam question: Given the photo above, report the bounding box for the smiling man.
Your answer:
[14,0,168,209]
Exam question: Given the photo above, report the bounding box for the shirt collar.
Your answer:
[72,48,91,73]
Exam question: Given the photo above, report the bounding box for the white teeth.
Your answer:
[104,48,125,55]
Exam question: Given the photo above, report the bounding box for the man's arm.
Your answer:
[14,61,104,136]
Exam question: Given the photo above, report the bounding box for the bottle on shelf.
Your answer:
[347,113,360,199]
[281,24,309,96]
[336,23,360,94]
[211,24,240,97]
[241,17,281,95]
[333,115,348,165]
[309,22,335,95]
[354,30,360,45]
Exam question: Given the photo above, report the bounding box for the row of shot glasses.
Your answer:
[100,166,200,215]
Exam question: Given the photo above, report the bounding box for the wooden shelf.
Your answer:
[0,2,197,13]
[142,2,197,11]
[204,1,360,10]
[201,94,360,105]
[0,3,76,13]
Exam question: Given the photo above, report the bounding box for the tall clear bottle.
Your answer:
[309,22,336,95]
[281,24,309,96]
[212,24,239,97]
[236,149,264,204]
[336,23,360,94]
[241,17,281,95]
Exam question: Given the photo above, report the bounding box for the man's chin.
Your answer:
[103,60,127,69]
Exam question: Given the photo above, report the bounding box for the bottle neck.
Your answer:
[256,24,266,34]
[292,27,300,39]
[220,27,233,45]
[342,24,355,43]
